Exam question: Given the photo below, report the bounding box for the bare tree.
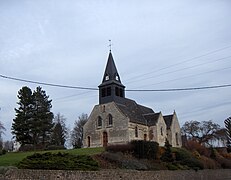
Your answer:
[0,121,6,149]
[3,141,14,151]
[71,113,88,148]
[181,120,221,146]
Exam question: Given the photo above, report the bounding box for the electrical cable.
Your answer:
[124,44,231,82]
[1,74,231,92]
[126,55,231,84]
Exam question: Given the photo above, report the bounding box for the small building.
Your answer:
[83,51,182,147]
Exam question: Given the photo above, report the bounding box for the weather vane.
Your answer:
[108,40,113,52]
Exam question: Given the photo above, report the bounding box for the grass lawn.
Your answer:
[0,147,104,166]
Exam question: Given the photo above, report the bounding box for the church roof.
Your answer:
[163,115,173,129]
[99,51,124,87]
[115,98,155,126]
[144,112,161,126]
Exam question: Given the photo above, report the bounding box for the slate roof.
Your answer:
[163,115,173,129]
[144,112,161,126]
[115,98,160,126]
[99,51,124,87]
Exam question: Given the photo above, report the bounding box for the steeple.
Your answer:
[101,51,122,84]
[98,52,125,104]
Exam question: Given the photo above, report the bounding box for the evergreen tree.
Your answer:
[50,113,67,147]
[224,117,231,152]
[12,86,53,149]
[12,86,34,145]
[32,87,53,146]
[161,139,173,162]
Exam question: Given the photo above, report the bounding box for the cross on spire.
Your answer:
[108,40,112,52]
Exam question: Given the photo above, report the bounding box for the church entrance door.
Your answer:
[87,136,90,147]
[103,132,108,147]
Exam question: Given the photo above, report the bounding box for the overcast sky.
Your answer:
[0,0,231,141]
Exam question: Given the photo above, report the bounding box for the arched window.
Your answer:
[120,88,124,97]
[106,87,111,96]
[97,116,102,127]
[87,136,91,147]
[175,132,179,145]
[144,134,147,141]
[115,87,119,96]
[161,127,163,136]
[135,126,138,137]
[108,114,113,126]
[101,88,106,97]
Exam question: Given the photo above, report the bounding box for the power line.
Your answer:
[124,44,231,82]
[1,74,231,92]
[136,65,231,89]
[126,55,231,84]
[0,74,98,90]
[126,84,231,92]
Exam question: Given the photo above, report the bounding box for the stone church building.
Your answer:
[83,51,182,148]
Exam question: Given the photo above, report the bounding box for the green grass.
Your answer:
[0,147,104,166]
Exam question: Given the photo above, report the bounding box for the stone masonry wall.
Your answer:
[2,169,231,180]
[83,102,129,147]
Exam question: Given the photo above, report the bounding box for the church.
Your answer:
[83,51,182,148]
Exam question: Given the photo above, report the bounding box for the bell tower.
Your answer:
[98,51,125,104]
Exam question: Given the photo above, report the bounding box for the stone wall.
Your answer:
[2,169,231,180]
[83,102,129,147]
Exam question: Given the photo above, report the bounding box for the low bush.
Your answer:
[17,152,99,170]
[200,155,218,169]
[184,140,210,157]
[166,163,178,170]
[174,148,191,161]
[220,152,231,160]
[173,148,203,170]
[106,144,133,153]
[180,157,204,170]
[192,150,200,159]
[0,149,7,156]
[215,153,231,169]
[131,140,159,159]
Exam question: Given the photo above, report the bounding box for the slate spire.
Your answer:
[102,51,121,83]
[98,51,125,104]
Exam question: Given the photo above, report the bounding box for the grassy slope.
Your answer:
[0,147,104,166]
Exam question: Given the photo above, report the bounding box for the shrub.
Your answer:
[101,151,148,170]
[161,139,173,162]
[17,152,99,170]
[184,140,210,157]
[220,153,231,160]
[106,144,133,153]
[181,158,203,170]
[166,163,178,170]
[215,153,231,169]
[210,148,217,159]
[0,149,7,156]
[174,148,203,170]
[200,156,218,169]
[192,150,200,159]
[131,140,159,159]
[174,148,191,161]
